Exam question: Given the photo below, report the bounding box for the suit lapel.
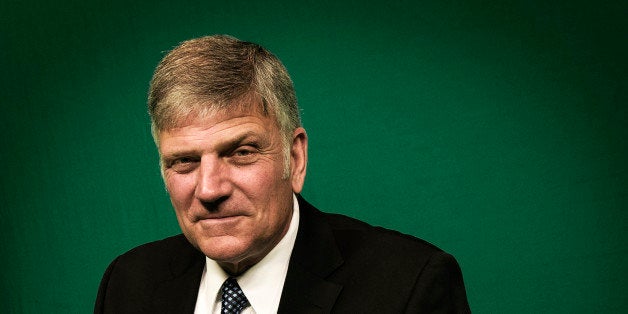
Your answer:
[278,196,344,313]
[151,239,205,314]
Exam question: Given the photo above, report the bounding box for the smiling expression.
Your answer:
[158,107,307,274]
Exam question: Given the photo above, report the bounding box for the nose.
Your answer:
[194,156,232,205]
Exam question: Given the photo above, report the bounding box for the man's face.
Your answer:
[158,107,307,274]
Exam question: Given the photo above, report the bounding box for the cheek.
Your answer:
[243,164,294,219]
[165,175,196,208]
[233,163,292,221]
[237,165,288,197]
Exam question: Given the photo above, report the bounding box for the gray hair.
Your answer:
[147,35,301,176]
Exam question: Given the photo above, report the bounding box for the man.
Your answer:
[95,35,470,313]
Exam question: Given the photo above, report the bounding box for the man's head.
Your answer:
[148,35,301,175]
[147,35,307,274]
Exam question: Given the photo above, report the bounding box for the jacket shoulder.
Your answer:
[95,234,204,313]
[119,234,196,262]
[323,211,443,259]
[111,234,198,276]
[312,211,470,313]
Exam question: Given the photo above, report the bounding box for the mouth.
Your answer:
[195,214,245,227]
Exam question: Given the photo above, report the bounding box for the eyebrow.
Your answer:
[160,130,266,160]
[219,131,263,152]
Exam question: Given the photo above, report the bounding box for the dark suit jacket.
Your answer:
[95,196,470,313]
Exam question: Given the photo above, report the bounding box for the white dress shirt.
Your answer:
[194,194,300,314]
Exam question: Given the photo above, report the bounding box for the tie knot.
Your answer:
[221,277,250,314]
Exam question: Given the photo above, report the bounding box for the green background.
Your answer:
[2,0,626,312]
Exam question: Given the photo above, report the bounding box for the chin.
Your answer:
[196,237,251,263]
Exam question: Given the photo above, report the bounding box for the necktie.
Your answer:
[221,277,250,314]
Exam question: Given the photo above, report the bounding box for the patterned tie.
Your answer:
[221,277,250,314]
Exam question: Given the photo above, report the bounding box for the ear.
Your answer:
[290,127,308,193]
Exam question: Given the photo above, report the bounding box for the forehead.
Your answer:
[158,91,271,131]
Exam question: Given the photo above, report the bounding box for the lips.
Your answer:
[194,212,248,223]
[189,205,248,221]
[195,215,246,231]
[197,214,239,221]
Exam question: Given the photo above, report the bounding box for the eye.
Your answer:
[230,145,259,164]
[166,156,199,173]
[234,148,254,156]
